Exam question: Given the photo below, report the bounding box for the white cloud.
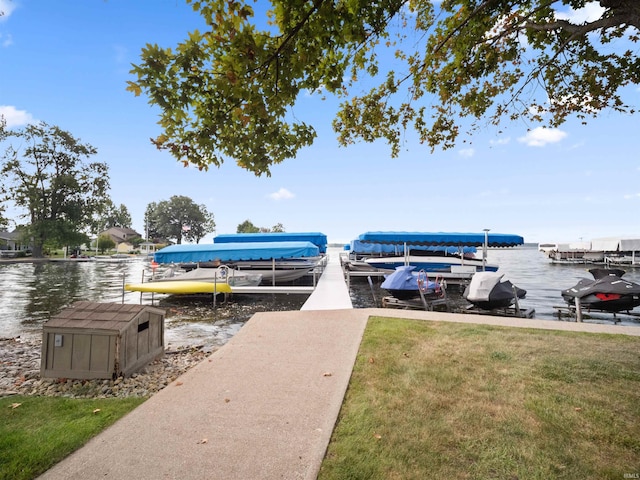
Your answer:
[0,105,35,127]
[528,103,547,117]
[0,0,17,21]
[624,193,640,200]
[458,148,474,158]
[267,188,295,201]
[1,32,12,47]
[517,127,567,147]
[489,137,510,146]
[556,2,605,24]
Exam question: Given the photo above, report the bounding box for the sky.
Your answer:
[1,0,639,246]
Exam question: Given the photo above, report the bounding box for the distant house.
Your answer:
[0,230,30,252]
[139,241,157,255]
[100,227,141,253]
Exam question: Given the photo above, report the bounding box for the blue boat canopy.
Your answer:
[213,232,327,253]
[154,241,320,264]
[358,231,524,248]
[349,239,476,255]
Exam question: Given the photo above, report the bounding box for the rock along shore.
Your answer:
[0,337,210,399]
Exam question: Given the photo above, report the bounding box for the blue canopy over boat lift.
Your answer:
[355,231,524,272]
[357,231,523,247]
[154,241,320,264]
[348,240,477,256]
[213,232,328,254]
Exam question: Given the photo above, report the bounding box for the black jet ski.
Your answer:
[561,269,640,312]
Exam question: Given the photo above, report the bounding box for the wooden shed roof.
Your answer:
[45,301,165,333]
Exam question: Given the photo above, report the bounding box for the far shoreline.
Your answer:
[0,256,50,265]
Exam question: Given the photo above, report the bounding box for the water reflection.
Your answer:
[25,263,87,321]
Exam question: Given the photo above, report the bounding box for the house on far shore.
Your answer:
[100,227,141,253]
[0,230,30,252]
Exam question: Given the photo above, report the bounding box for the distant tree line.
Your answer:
[145,196,215,245]
[1,121,110,257]
[236,220,285,233]
[1,120,290,255]
[0,121,218,256]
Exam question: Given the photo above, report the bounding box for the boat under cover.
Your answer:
[380,265,443,300]
[213,232,328,253]
[353,231,522,273]
[464,272,526,310]
[230,260,319,285]
[154,241,320,264]
[365,254,497,273]
[357,231,524,247]
[561,269,640,312]
[348,240,477,256]
[149,265,262,287]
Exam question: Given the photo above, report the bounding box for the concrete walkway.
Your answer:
[39,254,640,479]
[40,309,368,480]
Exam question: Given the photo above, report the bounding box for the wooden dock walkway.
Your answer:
[301,253,353,310]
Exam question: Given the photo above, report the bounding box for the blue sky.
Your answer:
[1,0,639,245]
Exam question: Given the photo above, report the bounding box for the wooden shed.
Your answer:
[41,301,166,380]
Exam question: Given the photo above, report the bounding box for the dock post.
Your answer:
[367,276,377,307]
[574,297,582,322]
[140,271,145,305]
[512,285,521,317]
[213,272,217,309]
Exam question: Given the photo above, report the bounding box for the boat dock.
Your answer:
[38,278,640,479]
[301,252,352,310]
[229,285,315,294]
[552,304,640,323]
[542,237,640,267]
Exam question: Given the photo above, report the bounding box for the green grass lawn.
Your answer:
[3,316,640,480]
[0,396,144,480]
[319,317,640,480]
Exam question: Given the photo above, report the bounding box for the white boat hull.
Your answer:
[365,255,497,273]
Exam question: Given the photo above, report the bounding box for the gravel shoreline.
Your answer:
[0,337,211,399]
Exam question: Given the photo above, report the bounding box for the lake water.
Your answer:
[0,258,308,348]
[1,247,639,347]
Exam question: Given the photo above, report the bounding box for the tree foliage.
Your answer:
[0,204,8,231]
[236,219,260,233]
[0,122,110,257]
[128,0,639,176]
[270,222,285,233]
[100,200,133,229]
[0,120,9,231]
[146,195,215,244]
[97,234,116,254]
[236,219,285,233]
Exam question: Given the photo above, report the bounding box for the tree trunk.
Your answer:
[31,244,44,258]
[31,231,45,258]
